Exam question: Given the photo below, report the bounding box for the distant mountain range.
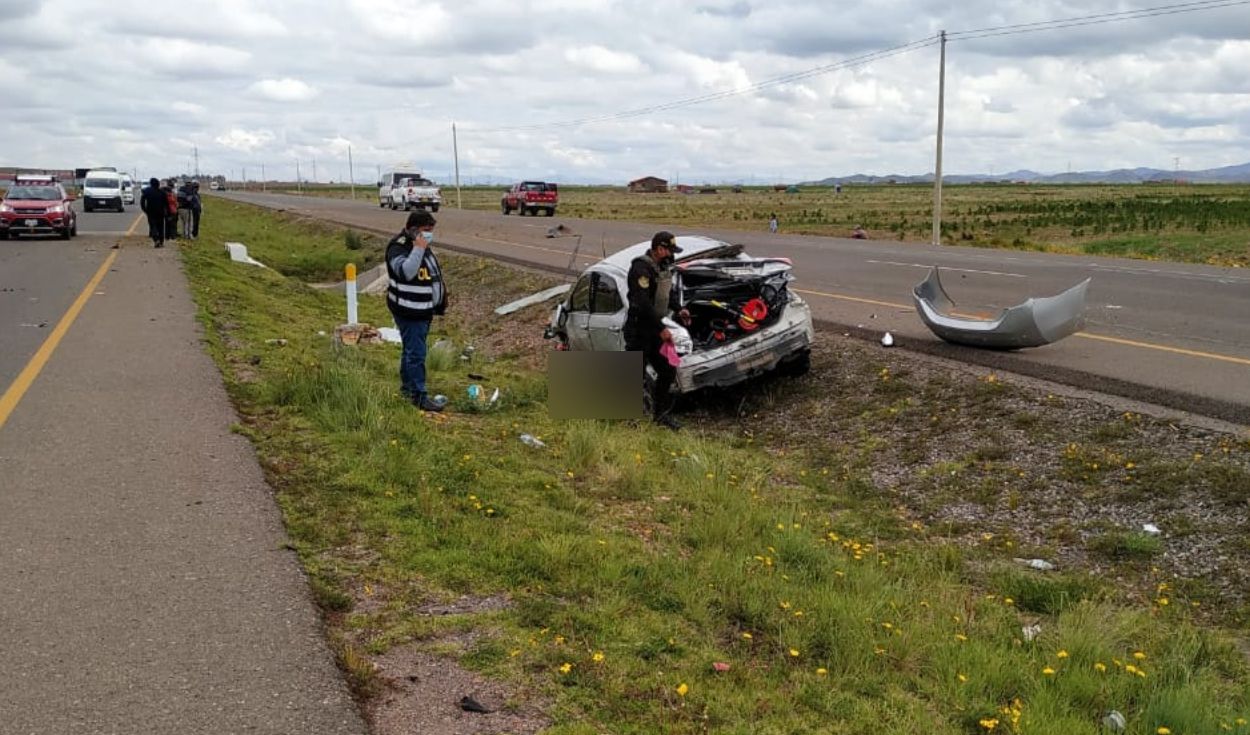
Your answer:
[804,161,1250,186]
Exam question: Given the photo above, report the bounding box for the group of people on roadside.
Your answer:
[139,178,202,248]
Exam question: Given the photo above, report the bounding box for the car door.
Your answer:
[588,272,627,351]
[564,274,594,350]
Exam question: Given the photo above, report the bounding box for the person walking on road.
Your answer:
[768,213,779,234]
[140,177,166,247]
[385,210,449,412]
[625,231,685,430]
[189,181,203,239]
[163,180,179,241]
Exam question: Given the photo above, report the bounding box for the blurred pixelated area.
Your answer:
[548,351,643,419]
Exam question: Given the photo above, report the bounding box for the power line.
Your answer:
[950,0,1250,41]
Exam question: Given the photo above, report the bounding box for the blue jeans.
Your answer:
[395,316,431,399]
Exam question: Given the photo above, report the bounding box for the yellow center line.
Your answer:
[0,250,119,430]
[124,213,142,237]
[793,286,1250,368]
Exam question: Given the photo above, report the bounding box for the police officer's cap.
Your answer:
[651,231,682,253]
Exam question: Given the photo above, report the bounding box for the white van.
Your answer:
[377,166,425,208]
[120,173,135,205]
[82,170,124,212]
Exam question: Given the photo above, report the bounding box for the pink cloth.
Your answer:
[660,341,681,367]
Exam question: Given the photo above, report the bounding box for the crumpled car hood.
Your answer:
[913,267,1090,349]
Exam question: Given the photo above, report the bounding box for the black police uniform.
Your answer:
[624,252,677,418]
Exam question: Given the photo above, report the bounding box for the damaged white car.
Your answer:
[546,235,814,393]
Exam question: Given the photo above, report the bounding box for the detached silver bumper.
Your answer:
[913,267,1090,350]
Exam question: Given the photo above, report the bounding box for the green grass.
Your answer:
[182,198,1250,733]
[282,182,1250,267]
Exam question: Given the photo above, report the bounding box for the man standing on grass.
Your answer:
[386,210,448,412]
[625,231,685,431]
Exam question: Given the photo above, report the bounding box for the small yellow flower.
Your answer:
[1056,650,1069,659]
[1236,718,1248,726]
[1158,728,1172,735]
[979,718,999,730]
[1004,598,1015,606]
[779,600,791,610]
[554,635,565,645]
[592,651,604,663]
[1042,666,1056,676]
[676,683,689,697]
[789,648,800,658]
[741,632,753,640]
[815,667,828,676]
[558,662,572,674]
[874,647,885,656]
[958,673,968,683]
[1094,662,1107,673]
[955,634,968,642]
[1133,651,1147,660]
[509,649,521,657]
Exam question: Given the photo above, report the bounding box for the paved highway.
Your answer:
[218,191,1250,423]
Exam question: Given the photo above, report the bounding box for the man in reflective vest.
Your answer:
[386,210,449,411]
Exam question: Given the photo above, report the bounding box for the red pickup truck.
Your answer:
[501,181,558,216]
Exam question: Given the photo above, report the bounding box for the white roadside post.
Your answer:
[345,263,358,325]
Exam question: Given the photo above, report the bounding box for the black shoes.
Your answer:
[414,394,446,412]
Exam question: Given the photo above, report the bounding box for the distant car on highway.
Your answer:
[547,235,813,396]
[376,168,426,208]
[387,176,441,212]
[502,181,558,216]
[0,180,78,239]
[82,169,124,212]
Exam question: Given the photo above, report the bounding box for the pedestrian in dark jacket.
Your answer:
[189,181,202,239]
[385,210,449,411]
[139,177,165,247]
[624,230,685,430]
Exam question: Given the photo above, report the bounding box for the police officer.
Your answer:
[386,210,449,412]
[625,231,685,430]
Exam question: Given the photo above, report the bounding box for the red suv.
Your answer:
[0,180,78,239]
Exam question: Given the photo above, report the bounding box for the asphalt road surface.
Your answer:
[219,191,1250,423]
[0,213,367,733]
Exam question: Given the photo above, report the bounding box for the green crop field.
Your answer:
[285,182,1250,268]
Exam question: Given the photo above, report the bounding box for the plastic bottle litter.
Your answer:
[430,394,448,408]
[1014,558,1057,571]
[519,434,546,448]
[467,384,482,401]
[881,332,895,347]
[489,387,500,405]
[1102,710,1126,731]
[1142,523,1161,535]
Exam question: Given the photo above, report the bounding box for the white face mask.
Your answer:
[419,230,434,244]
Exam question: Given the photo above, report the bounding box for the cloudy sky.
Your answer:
[3,0,1247,184]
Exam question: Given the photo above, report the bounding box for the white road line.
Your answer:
[866,260,1026,278]
[1088,263,1250,284]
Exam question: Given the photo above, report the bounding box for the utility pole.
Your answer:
[194,146,199,178]
[931,30,946,246]
[296,161,302,193]
[261,163,266,192]
[312,158,317,184]
[348,145,356,200]
[452,122,462,209]
[242,166,247,190]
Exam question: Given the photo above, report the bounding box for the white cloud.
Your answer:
[215,128,276,153]
[247,79,320,103]
[563,46,645,74]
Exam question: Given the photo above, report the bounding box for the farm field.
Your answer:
[281,182,1250,268]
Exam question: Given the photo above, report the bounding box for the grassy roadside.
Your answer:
[184,198,1250,734]
[274,183,1250,268]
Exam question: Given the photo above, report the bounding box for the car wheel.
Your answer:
[501,202,509,214]
[84,203,93,213]
[431,205,439,212]
[0,231,8,240]
[379,200,387,208]
[60,227,71,240]
[547,208,555,217]
[71,219,78,237]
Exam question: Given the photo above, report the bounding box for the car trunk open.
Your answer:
[673,246,797,351]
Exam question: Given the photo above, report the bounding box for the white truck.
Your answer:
[385,175,441,212]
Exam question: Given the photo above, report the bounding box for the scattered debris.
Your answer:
[460,345,476,361]
[467,384,483,400]
[467,373,487,381]
[1102,710,1127,731]
[519,434,546,448]
[489,387,500,405]
[19,322,48,328]
[263,338,288,347]
[334,323,384,346]
[377,327,402,344]
[546,223,576,238]
[458,696,493,714]
[711,662,731,672]
[912,266,1090,349]
[1142,523,1162,535]
[881,331,895,347]
[1014,558,1057,571]
[1022,623,1042,642]
[494,285,572,316]
[224,241,267,268]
